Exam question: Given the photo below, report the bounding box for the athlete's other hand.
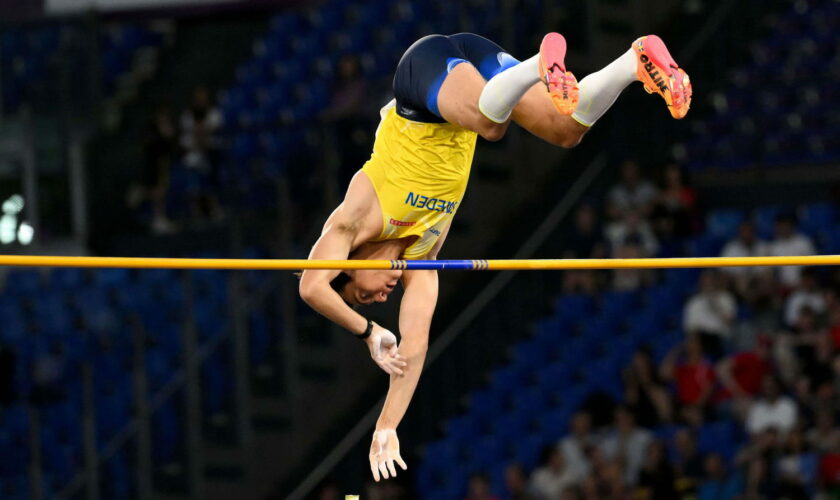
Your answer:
[369,429,407,481]
[366,323,407,376]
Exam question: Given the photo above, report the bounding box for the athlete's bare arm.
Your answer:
[368,221,451,481]
[299,172,407,375]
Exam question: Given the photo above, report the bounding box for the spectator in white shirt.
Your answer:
[721,221,770,276]
[605,210,659,258]
[559,412,594,481]
[746,375,798,438]
[683,270,737,359]
[784,268,825,327]
[599,405,653,485]
[768,214,816,287]
[607,161,659,220]
[530,447,577,500]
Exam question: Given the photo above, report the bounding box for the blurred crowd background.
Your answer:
[0,0,838,499]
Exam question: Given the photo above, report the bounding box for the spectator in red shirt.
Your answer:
[716,335,773,397]
[660,337,716,426]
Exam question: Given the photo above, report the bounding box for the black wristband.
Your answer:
[355,319,373,340]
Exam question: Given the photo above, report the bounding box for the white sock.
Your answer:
[478,54,541,124]
[571,48,638,127]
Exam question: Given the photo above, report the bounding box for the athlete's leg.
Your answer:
[513,35,691,147]
[510,84,590,148]
[393,34,507,141]
[511,46,637,147]
[437,63,509,141]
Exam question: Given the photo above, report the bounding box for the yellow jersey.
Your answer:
[362,101,478,259]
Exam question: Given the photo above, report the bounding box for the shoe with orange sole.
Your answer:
[539,32,579,115]
[633,34,692,119]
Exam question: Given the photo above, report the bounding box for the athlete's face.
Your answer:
[340,269,402,305]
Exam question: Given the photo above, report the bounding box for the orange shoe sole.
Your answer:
[539,32,579,115]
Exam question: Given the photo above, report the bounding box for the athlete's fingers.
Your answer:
[370,458,380,482]
[386,457,397,478]
[396,454,408,470]
[378,460,390,479]
[378,360,395,375]
[386,357,404,376]
[372,336,383,360]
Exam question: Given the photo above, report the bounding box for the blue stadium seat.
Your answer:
[707,209,746,239]
[754,205,786,239]
[799,202,835,234]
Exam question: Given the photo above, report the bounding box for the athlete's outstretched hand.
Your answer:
[369,429,407,481]
[366,323,407,376]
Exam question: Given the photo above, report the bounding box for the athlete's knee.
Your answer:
[549,121,589,148]
[553,130,585,148]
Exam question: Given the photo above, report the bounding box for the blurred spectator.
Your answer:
[807,410,840,453]
[529,447,575,500]
[599,405,653,484]
[606,161,658,220]
[623,346,672,426]
[315,479,339,500]
[673,428,705,484]
[181,85,223,162]
[652,163,698,238]
[784,268,825,327]
[735,428,782,498]
[559,412,595,480]
[715,335,773,403]
[561,203,604,295]
[818,440,840,494]
[464,473,501,500]
[320,54,367,121]
[564,203,606,259]
[504,463,531,500]
[720,221,770,295]
[768,214,816,287]
[683,271,736,359]
[660,337,716,426]
[697,454,743,500]
[31,341,67,404]
[612,242,656,291]
[559,486,582,500]
[745,375,798,437]
[180,85,224,220]
[827,286,840,349]
[776,427,818,499]
[364,479,406,500]
[605,211,659,258]
[319,54,373,183]
[636,440,678,500]
[138,102,178,233]
[776,307,826,387]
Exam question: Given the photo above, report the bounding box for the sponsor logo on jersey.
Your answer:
[428,228,441,236]
[405,192,458,214]
[389,218,415,227]
[640,54,669,93]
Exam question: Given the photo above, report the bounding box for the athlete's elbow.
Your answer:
[478,122,508,142]
[298,279,318,305]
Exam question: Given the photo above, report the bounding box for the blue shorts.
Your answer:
[393,33,520,123]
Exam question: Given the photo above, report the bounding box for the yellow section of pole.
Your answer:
[0,255,393,270]
[483,255,840,270]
